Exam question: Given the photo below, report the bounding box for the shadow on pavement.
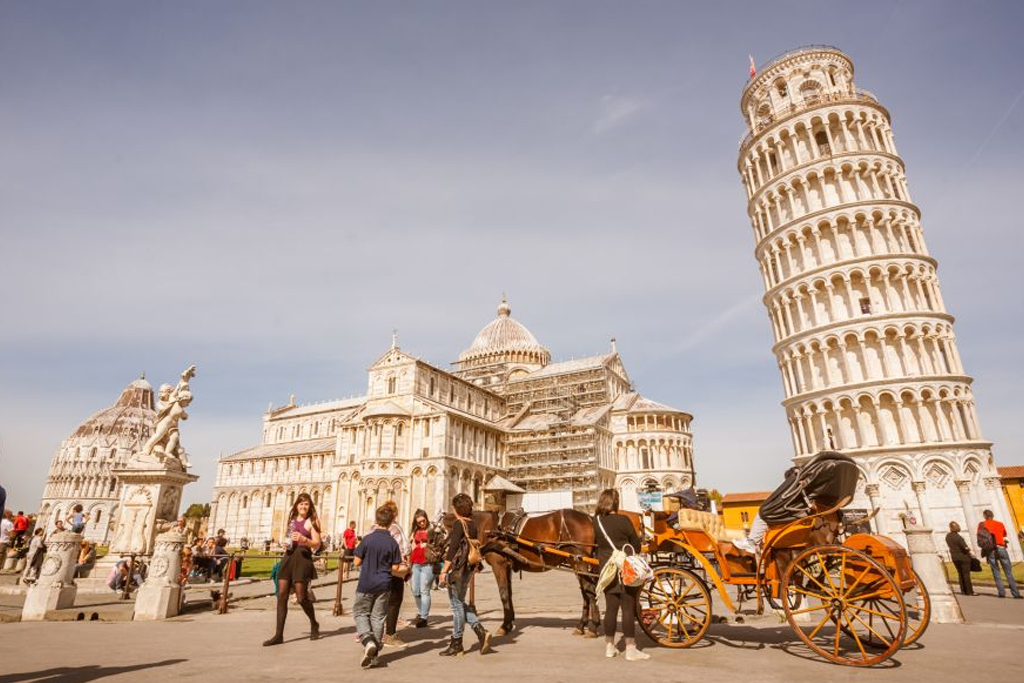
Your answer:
[0,658,187,683]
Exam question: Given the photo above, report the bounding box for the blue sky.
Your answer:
[2,1,1023,511]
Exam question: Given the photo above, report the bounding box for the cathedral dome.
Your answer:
[70,376,156,442]
[459,297,551,364]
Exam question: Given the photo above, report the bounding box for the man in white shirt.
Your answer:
[0,510,14,568]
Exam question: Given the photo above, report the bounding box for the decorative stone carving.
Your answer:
[139,365,196,471]
[134,530,186,620]
[22,532,81,621]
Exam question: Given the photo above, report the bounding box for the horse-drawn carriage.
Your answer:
[467,451,931,667]
[634,452,930,666]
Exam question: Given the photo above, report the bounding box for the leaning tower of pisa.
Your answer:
[737,46,1018,556]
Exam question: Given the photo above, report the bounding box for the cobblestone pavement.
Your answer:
[1,569,1021,682]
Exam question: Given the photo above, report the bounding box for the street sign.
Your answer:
[637,490,664,512]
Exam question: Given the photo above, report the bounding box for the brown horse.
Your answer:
[441,509,642,637]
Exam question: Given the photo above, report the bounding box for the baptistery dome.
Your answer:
[37,376,157,543]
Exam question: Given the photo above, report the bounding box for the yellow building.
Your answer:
[721,491,770,532]
[999,466,1024,535]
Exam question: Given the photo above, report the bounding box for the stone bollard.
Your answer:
[134,530,185,620]
[903,527,964,624]
[22,532,81,621]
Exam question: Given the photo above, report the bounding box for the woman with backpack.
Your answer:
[593,488,649,661]
[438,493,491,656]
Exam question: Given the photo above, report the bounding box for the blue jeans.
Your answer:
[987,546,1021,598]
[447,570,479,639]
[411,563,434,619]
[353,590,389,647]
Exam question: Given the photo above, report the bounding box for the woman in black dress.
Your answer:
[945,521,975,596]
[263,492,322,646]
[593,488,649,661]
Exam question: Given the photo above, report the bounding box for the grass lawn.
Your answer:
[945,561,1024,584]
[233,553,343,579]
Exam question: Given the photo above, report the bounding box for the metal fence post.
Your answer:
[218,551,235,614]
[333,553,346,616]
[120,554,136,601]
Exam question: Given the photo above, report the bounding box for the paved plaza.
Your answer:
[0,569,1021,682]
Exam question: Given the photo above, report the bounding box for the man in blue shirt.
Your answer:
[353,505,403,668]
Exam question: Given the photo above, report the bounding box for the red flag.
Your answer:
[749,55,757,78]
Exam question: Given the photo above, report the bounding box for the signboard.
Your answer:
[637,490,664,512]
[843,508,873,535]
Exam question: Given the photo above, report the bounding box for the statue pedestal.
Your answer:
[22,532,81,621]
[108,465,197,560]
[134,530,186,620]
[904,527,964,624]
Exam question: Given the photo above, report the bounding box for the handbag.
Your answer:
[969,557,982,573]
[424,542,442,565]
[596,517,653,589]
[459,519,482,566]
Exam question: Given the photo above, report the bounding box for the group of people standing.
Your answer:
[262,491,490,668]
[263,488,650,668]
[945,509,1022,599]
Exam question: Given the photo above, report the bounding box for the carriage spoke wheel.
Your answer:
[782,545,907,666]
[845,568,930,647]
[901,569,930,645]
[636,567,712,648]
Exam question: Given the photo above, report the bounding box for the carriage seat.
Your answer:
[652,509,744,543]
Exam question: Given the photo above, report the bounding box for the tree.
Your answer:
[183,503,210,519]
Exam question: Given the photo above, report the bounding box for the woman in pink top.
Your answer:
[263,493,322,645]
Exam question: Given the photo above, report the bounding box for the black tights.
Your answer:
[274,579,317,637]
[386,576,405,635]
[603,588,637,640]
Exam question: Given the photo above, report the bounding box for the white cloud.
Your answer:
[590,94,647,135]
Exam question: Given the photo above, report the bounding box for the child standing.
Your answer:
[353,505,403,668]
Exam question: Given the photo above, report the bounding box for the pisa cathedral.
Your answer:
[209,299,696,543]
[738,46,1019,558]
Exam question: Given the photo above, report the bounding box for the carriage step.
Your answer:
[728,572,757,578]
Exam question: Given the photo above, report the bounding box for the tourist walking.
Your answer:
[263,492,322,646]
[945,521,975,596]
[353,504,403,669]
[438,493,491,656]
[343,520,358,580]
[594,488,649,661]
[977,509,1022,599]
[377,501,410,648]
[409,509,438,627]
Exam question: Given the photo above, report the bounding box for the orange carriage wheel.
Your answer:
[635,566,712,648]
[902,569,931,645]
[843,568,930,647]
[782,545,907,666]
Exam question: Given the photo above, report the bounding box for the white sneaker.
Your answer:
[732,537,757,554]
[360,642,378,668]
[605,643,618,658]
[625,646,650,661]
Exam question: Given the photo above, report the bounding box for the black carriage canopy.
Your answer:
[757,451,860,526]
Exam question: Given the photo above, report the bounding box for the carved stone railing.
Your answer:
[740,89,881,150]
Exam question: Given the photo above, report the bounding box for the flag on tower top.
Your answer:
[749,55,757,78]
